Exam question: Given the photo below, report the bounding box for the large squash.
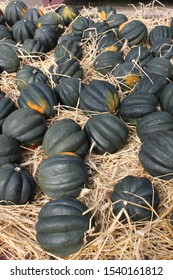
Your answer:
[0,163,36,205]
[11,19,36,44]
[36,196,93,256]
[79,79,119,115]
[34,25,59,53]
[38,153,88,199]
[139,131,173,180]
[18,82,57,119]
[0,135,22,167]
[4,0,28,26]
[37,11,64,34]
[2,108,48,148]
[43,118,89,158]
[84,114,128,155]
[110,175,160,222]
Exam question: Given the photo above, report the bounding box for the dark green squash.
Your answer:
[2,108,47,148]
[98,6,116,21]
[149,25,171,47]
[144,57,173,79]
[79,79,119,115]
[55,5,79,26]
[139,131,173,180]
[120,92,158,125]
[4,0,28,26]
[134,73,167,97]
[37,11,64,34]
[36,196,93,256]
[136,111,173,142]
[117,20,148,46]
[84,114,128,155]
[112,62,141,91]
[110,175,160,222]
[0,43,20,73]
[23,7,44,25]
[55,77,81,107]
[22,38,47,56]
[151,38,173,59]
[0,91,16,131]
[97,34,123,53]
[83,21,115,41]
[49,56,83,84]
[43,118,89,158]
[54,40,82,60]
[106,13,128,31]
[12,19,36,44]
[93,51,124,75]
[0,163,36,205]
[0,8,6,25]
[160,83,173,115]
[18,82,57,119]
[57,32,81,44]
[71,16,93,35]
[0,25,13,40]
[125,46,153,68]
[38,152,88,199]
[34,25,59,53]
[16,65,48,91]
[0,135,22,167]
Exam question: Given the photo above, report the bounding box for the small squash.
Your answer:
[120,92,158,125]
[125,46,153,68]
[55,5,79,26]
[18,82,57,119]
[34,25,59,53]
[16,65,48,91]
[2,108,48,148]
[84,114,128,155]
[83,21,115,41]
[12,19,36,44]
[4,0,28,26]
[144,57,173,79]
[36,196,93,256]
[0,135,22,167]
[106,13,128,31]
[38,153,89,199]
[23,7,44,25]
[71,16,93,35]
[0,163,36,205]
[149,25,171,47]
[97,34,123,53]
[43,118,89,158]
[110,175,160,222]
[98,6,116,21]
[79,79,119,115]
[139,131,173,180]
[37,11,64,34]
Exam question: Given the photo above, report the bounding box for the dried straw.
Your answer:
[0,0,173,260]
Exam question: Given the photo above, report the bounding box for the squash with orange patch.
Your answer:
[18,82,57,119]
[4,0,28,26]
[98,6,116,21]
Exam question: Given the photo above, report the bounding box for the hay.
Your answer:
[0,0,173,260]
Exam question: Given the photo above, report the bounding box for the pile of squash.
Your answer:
[0,1,173,258]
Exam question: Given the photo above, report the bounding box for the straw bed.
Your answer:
[0,0,173,260]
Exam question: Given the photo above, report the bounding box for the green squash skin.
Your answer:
[98,6,116,21]
[125,46,153,68]
[0,163,36,205]
[38,153,89,199]
[110,175,160,222]
[84,114,128,155]
[136,111,173,142]
[151,38,173,59]
[49,57,83,84]
[2,108,48,147]
[120,92,158,125]
[0,135,22,167]
[55,77,81,107]
[54,40,82,60]
[134,73,167,97]
[83,21,115,41]
[18,82,57,119]
[37,12,65,34]
[4,0,28,27]
[23,7,44,25]
[79,79,119,115]
[160,83,173,115]
[0,44,20,73]
[43,118,89,158]
[12,19,36,44]
[106,13,128,30]
[149,25,171,47]
[36,197,92,256]
[55,5,79,26]
[97,35,123,53]
[117,20,148,46]
[34,25,59,53]
[93,51,124,75]
[0,92,16,131]
[144,57,173,79]
[71,16,93,35]
[0,25,13,41]
[139,131,173,180]
[58,32,81,44]
[16,65,48,91]
[22,38,47,56]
